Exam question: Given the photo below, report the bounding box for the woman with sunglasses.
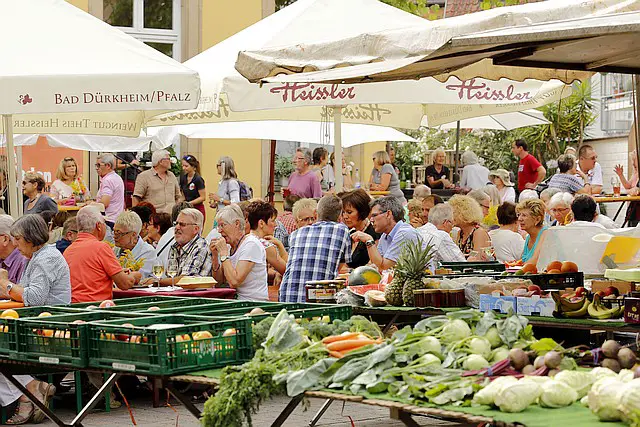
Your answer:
[179,155,207,220]
[22,172,58,217]
[50,157,88,204]
[209,156,240,211]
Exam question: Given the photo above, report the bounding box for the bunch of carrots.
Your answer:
[321,332,383,358]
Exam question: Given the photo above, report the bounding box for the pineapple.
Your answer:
[398,239,434,306]
[384,271,405,306]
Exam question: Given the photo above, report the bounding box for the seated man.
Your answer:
[568,194,617,229]
[64,206,136,302]
[280,195,351,302]
[55,217,78,254]
[292,198,317,229]
[158,208,211,285]
[352,196,427,270]
[418,204,465,263]
[113,211,156,282]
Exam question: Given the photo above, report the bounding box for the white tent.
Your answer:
[234,0,638,85]
[0,0,200,215]
[2,133,167,152]
[437,109,549,131]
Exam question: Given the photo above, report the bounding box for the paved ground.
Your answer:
[39,393,456,426]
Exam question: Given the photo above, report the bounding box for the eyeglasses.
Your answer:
[481,203,491,209]
[297,216,315,223]
[174,221,197,228]
[94,163,105,168]
[113,230,134,239]
[370,210,389,219]
[68,230,78,234]
[550,207,570,213]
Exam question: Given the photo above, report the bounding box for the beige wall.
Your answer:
[67,0,89,11]
[344,141,387,187]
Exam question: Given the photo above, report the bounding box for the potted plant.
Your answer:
[274,154,294,187]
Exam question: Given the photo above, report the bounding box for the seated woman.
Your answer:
[339,189,380,268]
[49,157,88,204]
[547,154,590,194]
[210,205,268,301]
[407,198,424,228]
[22,173,58,217]
[489,169,516,204]
[468,189,498,229]
[516,199,548,263]
[548,192,574,226]
[245,201,288,276]
[145,212,172,247]
[448,195,491,260]
[489,202,525,263]
[369,150,406,205]
[426,148,454,190]
[0,214,70,424]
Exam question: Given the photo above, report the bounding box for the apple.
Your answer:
[222,328,237,337]
[38,312,52,317]
[192,330,213,340]
[99,300,116,309]
[71,320,86,325]
[575,287,586,297]
[86,305,98,310]
[147,306,160,311]
[42,329,53,338]
[603,286,620,297]
[115,323,134,342]
[129,335,141,344]
[528,285,542,293]
[0,309,19,319]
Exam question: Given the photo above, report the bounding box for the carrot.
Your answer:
[328,350,344,359]
[326,339,377,352]
[321,332,360,344]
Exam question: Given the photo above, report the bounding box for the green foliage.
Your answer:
[274,154,294,179]
[480,0,527,10]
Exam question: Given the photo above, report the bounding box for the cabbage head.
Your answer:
[440,319,471,345]
[485,327,503,348]
[415,353,441,367]
[619,378,640,426]
[588,377,626,421]
[473,376,518,406]
[419,336,442,357]
[539,380,578,408]
[619,369,635,383]
[590,367,618,381]
[520,376,551,385]
[491,347,510,363]
[553,370,594,399]
[469,337,492,360]
[463,354,489,371]
[494,380,542,413]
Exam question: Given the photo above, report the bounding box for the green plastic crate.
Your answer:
[145,300,294,315]
[70,297,226,313]
[188,304,353,323]
[87,315,253,375]
[0,306,85,357]
[15,310,148,367]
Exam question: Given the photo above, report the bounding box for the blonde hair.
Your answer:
[292,198,318,220]
[448,195,483,226]
[433,148,446,161]
[372,151,391,166]
[516,199,546,227]
[407,198,423,218]
[218,156,238,180]
[56,157,79,181]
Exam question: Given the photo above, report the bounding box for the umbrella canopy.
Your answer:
[437,109,549,131]
[3,133,167,152]
[234,0,638,85]
[0,0,200,216]
[152,121,415,148]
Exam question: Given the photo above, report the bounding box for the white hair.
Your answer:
[97,153,116,169]
[151,150,170,167]
[413,184,431,199]
[179,208,204,230]
[0,215,14,236]
[482,185,501,206]
[548,192,574,209]
[215,205,244,230]
[518,189,539,202]
[461,150,479,166]
[432,148,446,159]
[540,187,561,202]
[428,203,453,226]
[76,206,105,233]
[115,211,142,235]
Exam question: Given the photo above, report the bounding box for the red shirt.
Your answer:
[518,154,542,191]
[64,233,123,303]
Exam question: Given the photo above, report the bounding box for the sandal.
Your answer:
[6,401,34,425]
[31,382,56,424]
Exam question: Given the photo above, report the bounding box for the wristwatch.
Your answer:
[220,255,229,263]
[365,239,376,247]
[6,283,13,294]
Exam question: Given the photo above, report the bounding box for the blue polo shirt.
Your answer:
[378,221,424,262]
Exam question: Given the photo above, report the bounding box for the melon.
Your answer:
[348,266,382,286]
[365,290,387,307]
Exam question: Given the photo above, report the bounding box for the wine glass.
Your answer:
[152,261,164,287]
[167,260,179,287]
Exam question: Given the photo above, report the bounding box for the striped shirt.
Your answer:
[21,244,71,306]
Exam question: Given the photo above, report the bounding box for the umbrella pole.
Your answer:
[268,139,276,204]
[454,120,461,185]
[634,76,640,170]
[1,115,18,218]
[16,146,23,216]
[333,106,343,192]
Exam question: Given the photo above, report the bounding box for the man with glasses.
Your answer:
[576,145,603,195]
[133,149,181,214]
[94,153,125,229]
[280,195,351,302]
[113,211,156,281]
[54,217,78,254]
[352,196,427,270]
[418,204,465,263]
[286,148,322,199]
[292,198,317,229]
[0,215,27,283]
[511,139,546,192]
[159,208,211,285]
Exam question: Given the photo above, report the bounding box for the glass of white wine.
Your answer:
[152,261,164,287]
[167,260,179,287]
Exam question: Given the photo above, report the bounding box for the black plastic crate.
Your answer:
[441,261,506,272]
[87,315,253,375]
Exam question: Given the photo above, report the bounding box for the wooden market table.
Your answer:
[113,288,236,299]
[58,205,81,212]
[593,194,640,225]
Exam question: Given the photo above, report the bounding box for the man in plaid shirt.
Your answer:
[279,195,351,302]
[162,208,212,285]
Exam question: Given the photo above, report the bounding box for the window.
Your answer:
[103,0,181,60]
[600,73,634,134]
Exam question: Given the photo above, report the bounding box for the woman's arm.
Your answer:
[265,246,286,275]
[472,227,491,253]
[221,259,254,287]
[377,173,392,191]
[191,188,206,206]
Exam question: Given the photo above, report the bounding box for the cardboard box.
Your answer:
[517,296,555,317]
[479,293,517,314]
[592,280,635,295]
[624,297,640,324]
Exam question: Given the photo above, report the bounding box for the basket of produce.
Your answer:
[500,261,583,289]
[0,306,85,357]
[87,314,253,375]
[207,303,353,323]
[145,300,289,315]
[15,310,148,367]
[71,297,228,313]
[69,295,189,308]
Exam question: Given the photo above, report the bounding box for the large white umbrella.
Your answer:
[149,0,569,192]
[234,0,638,85]
[2,133,168,152]
[0,0,200,215]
